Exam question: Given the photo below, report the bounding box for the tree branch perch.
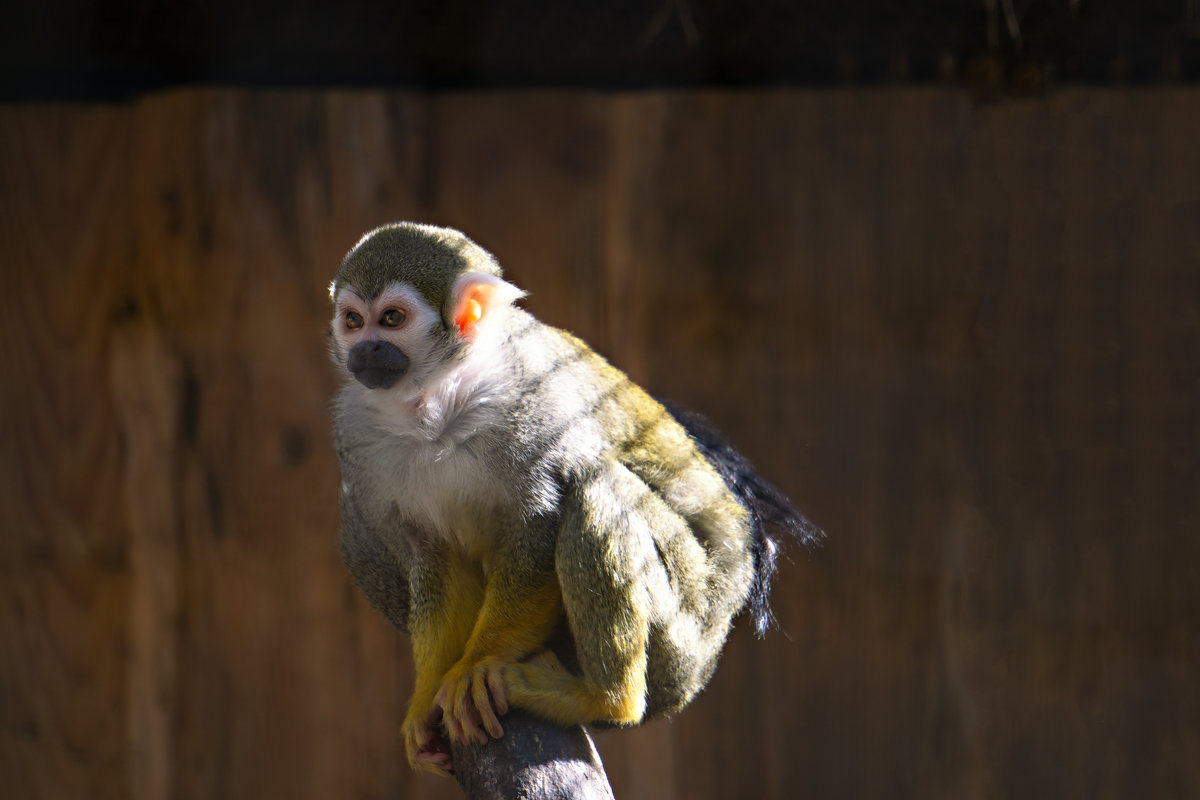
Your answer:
[451,710,615,800]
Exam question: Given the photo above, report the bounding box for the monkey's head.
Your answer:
[329,223,524,394]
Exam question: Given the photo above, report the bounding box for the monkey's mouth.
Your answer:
[352,367,407,390]
[348,341,410,390]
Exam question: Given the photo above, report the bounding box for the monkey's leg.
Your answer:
[501,646,648,727]
[500,465,667,728]
[403,550,486,775]
[433,561,564,746]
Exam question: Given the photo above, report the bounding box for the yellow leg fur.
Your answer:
[404,555,485,775]
[435,573,565,745]
[502,650,648,727]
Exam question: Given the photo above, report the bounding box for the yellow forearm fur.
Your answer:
[460,573,562,663]
[408,553,485,705]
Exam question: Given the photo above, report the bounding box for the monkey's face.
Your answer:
[329,282,446,393]
[329,224,525,411]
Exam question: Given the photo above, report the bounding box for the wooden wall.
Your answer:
[1,88,1196,799]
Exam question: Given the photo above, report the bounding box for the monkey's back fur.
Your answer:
[330,223,814,743]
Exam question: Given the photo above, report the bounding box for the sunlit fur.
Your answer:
[330,223,765,773]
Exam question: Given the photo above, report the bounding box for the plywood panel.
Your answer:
[601,88,1200,798]
[1,87,1197,800]
[0,104,139,800]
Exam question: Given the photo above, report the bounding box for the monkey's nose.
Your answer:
[347,340,409,390]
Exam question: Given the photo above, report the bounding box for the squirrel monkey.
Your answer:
[329,223,818,775]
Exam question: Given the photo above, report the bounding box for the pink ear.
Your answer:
[453,284,489,338]
[449,275,524,339]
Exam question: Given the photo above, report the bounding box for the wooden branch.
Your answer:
[451,710,614,800]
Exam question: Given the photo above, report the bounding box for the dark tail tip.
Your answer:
[660,401,825,637]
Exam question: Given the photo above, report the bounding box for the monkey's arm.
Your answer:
[338,492,470,774]
[434,521,563,747]
[403,549,488,774]
[500,465,654,727]
[338,490,411,633]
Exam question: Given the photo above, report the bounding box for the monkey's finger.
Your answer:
[402,715,437,759]
[436,693,466,740]
[486,663,508,715]
[445,713,469,746]
[415,749,452,767]
[445,684,487,746]
[413,751,453,777]
[433,685,449,713]
[406,731,450,776]
[472,674,504,739]
[408,728,430,750]
[462,702,489,745]
[451,702,486,746]
[436,693,466,744]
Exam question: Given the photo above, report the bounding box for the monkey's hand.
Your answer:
[433,655,510,746]
[432,570,562,746]
[402,697,454,776]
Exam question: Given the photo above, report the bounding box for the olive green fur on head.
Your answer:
[332,222,504,321]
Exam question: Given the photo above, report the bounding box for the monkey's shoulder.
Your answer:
[507,321,664,437]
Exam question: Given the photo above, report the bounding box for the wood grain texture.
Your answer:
[451,710,614,800]
[1,87,1197,799]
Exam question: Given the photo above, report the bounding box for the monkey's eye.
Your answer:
[380,308,407,328]
[344,311,364,330]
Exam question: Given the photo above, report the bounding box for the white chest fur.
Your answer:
[335,308,559,552]
[344,399,515,554]
[346,439,508,557]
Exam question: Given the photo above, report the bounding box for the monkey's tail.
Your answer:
[661,402,824,638]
